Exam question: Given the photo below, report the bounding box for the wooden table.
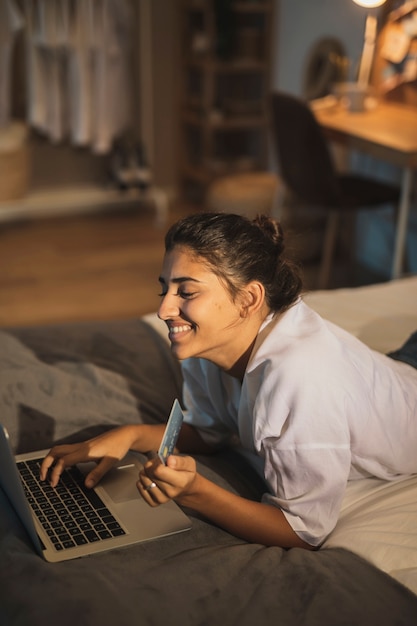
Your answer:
[314,100,417,279]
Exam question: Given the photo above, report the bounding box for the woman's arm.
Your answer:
[40,424,161,487]
[138,455,313,549]
[176,422,218,454]
[40,421,214,487]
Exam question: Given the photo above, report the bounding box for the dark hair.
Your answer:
[164,212,303,313]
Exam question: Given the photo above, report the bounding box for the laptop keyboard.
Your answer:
[17,458,127,552]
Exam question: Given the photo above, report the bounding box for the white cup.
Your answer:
[334,82,368,112]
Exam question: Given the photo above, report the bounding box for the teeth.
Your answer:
[170,325,191,334]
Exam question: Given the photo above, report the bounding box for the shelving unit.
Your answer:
[179,0,275,200]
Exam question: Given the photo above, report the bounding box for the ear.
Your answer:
[238,281,266,318]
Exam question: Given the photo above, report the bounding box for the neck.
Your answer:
[226,307,278,381]
[226,337,258,382]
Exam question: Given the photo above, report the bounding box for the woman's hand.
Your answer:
[138,454,313,550]
[137,455,198,506]
[40,425,150,488]
[40,422,208,490]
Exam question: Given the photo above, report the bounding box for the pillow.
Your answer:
[323,475,417,595]
[0,318,182,454]
[303,276,417,353]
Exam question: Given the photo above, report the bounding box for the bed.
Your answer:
[1,276,417,625]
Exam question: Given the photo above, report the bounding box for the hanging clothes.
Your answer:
[23,0,133,153]
[86,0,133,153]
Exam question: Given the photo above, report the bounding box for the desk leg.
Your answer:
[392,167,413,280]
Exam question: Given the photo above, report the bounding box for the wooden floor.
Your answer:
[0,203,198,327]
[0,202,380,328]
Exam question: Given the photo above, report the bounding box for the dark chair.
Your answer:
[270,91,400,289]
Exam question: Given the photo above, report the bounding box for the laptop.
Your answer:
[0,404,191,563]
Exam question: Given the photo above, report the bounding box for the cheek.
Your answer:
[213,299,242,323]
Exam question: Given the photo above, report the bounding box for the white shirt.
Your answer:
[182,299,417,546]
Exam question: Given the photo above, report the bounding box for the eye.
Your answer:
[157,288,196,299]
[157,279,167,297]
[177,289,196,300]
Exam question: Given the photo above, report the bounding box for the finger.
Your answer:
[48,458,68,487]
[137,472,170,506]
[47,448,93,487]
[142,464,191,503]
[166,454,195,472]
[138,470,158,492]
[137,477,159,507]
[40,445,75,481]
[40,454,55,481]
[84,456,118,488]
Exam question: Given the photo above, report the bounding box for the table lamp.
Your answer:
[352,0,387,86]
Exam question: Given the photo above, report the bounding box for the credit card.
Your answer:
[158,399,184,464]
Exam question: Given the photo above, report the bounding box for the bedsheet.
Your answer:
[0,277,417,625]
[304,276,417,594]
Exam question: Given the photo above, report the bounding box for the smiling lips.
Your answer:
[168,324,193,338]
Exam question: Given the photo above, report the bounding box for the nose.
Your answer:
[158,291,180,320]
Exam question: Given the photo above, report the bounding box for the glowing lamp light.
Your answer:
[352,0,386,7]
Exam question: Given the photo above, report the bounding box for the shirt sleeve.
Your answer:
[261,443,352,546]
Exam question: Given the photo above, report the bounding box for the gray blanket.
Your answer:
[1,320,416,626]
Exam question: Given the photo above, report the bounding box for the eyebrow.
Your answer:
[158,276,203,285]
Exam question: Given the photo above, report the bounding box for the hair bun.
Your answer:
[253,214,284,250]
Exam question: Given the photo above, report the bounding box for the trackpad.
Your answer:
[100,465,142,503]
[78,454,144,504]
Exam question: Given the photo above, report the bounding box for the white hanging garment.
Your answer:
[36,0,69,142]
[88,0,133,153]
[22,0,133,153]
[24,0,47,133]
[67,0,93,146]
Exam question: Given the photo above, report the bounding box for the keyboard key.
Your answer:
[74,534,88,546]
[98,530,112,539]
[17,458,127,552]
[84,530,100,543]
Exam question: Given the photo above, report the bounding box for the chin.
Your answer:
[169,343,191,361]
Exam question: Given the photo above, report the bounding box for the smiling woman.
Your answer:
[157,247,266,375]
[157,212,302,377]
[39,211,417,552]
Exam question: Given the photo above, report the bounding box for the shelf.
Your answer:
[182,161,261,183]
[180,0,273,200]
[182,111,268,129]
[0,184,169,224]
[184,59,268,72]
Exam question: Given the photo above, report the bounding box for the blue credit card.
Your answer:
[158,399,184,464]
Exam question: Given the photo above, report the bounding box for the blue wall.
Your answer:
[272,0,365,95]
[270,0,417,278]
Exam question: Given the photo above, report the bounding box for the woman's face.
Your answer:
[158,246,251,370]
